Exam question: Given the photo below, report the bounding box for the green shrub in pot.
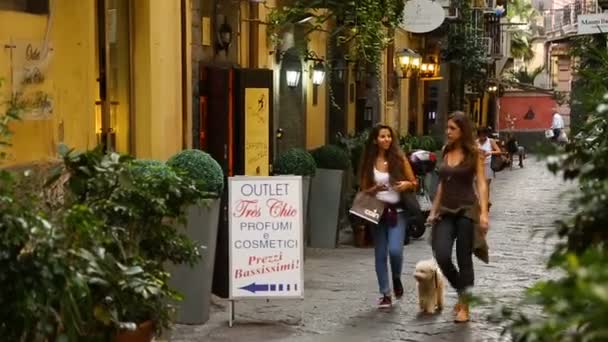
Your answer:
[273,148,316,176]
[167,149,224,197]
[55,148,206,338]
[310,144,351,171]
[336,130,369,175]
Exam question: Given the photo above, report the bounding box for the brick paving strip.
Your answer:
[169,158,571,342]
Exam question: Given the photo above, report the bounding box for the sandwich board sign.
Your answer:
[228,176,304,325]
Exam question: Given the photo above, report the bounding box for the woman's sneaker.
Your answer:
[378,295,392,309]
[393,278,404,299]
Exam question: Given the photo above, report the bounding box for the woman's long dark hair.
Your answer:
[444,111,479,167]
[358,124,406,189]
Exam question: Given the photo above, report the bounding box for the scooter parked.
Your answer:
[404,149,438,244]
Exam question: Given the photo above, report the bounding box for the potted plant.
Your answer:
[56,148,203,340]
[166,149,224,324]
[0,168,95,341]
[308,144,351,248]
[273,148,316,245]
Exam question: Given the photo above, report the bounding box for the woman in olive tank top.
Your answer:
[428,112,490,323]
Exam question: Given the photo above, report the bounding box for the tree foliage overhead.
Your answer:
[569,35,608,135]
[507,0,538,62]
[507,66,544,85]
[267,0,405,70]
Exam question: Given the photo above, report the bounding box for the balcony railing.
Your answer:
[543,0,600,38]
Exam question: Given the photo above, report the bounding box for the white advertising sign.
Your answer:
[229,176,304,299]
[401,0,446,33]
[578,13,608,35]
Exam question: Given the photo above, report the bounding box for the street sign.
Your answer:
[577,13,608,35]
[228,176,304,300]
[400,0,446,33]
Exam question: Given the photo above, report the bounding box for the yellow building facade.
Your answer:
[1,0,439,169]
[1,0,186,167]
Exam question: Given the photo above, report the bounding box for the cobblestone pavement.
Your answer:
[172,158,571,342]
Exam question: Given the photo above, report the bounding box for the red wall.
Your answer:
[498,93,557,131]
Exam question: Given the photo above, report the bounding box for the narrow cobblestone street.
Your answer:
[173,158,571,342]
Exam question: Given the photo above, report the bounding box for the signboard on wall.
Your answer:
[244,88,270,176]
[9,40,54,120]
[228,176,304,300]
[577,13,608,35]
[401,0,446,33]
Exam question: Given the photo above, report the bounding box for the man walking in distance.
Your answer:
[551,111,564,142]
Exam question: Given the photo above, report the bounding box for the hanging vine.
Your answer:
[441,0,489,92]
[267,0,404,73]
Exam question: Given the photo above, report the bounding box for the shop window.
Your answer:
[0,0,50,15]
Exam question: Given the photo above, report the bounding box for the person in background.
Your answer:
[552,111,565,142]
[506,133,524,168]
[359,124,418,309]
[428,112,490,323]
[476,127,502,208]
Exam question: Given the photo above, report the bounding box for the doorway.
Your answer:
[95,0,133,153]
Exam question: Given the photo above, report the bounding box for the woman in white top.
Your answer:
[359,124,417,308]
[476,127,502,209]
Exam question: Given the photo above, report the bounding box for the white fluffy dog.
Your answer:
[414,259,445,314]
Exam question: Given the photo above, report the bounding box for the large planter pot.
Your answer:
[302,175,311,246]
[309,169,345,248]
[113,320,154,342]
[169,198,221,325]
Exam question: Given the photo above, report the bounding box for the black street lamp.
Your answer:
[311,62,326,86]
[216,17,233,53]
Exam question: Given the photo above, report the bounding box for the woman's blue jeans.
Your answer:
[373,212,407,295]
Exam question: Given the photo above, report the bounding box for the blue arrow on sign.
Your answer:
[239,282,270,293]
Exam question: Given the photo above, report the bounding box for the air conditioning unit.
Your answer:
[465,84,478,94]
[484,0,497,11]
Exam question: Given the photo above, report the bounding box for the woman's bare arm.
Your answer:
[490,139,503,155]
[394,156,417,192]
[476,155,489,213]
[428,181,443,222]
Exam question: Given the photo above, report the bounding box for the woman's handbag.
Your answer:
[349,192,386,225]
[490,154,507,172]
[401,191,425,231]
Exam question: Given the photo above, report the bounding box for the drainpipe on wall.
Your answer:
[249,1,259,68]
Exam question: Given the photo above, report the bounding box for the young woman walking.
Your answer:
[428,112,490,322]
[359,124,417,308]
[476,127,502,209]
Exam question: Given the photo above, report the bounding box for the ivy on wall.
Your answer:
[441,0,489,98]
[267,0,404,73]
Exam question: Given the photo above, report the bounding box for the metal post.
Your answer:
[228,300,235,327]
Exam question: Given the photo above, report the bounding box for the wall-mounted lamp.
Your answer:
[216,16,233,53]
[311,62,326,86]
[420,57,439,78]
[286,69,301,88]
[331,58,348,83]
[282,53,302,88]
[396,48,422,78]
